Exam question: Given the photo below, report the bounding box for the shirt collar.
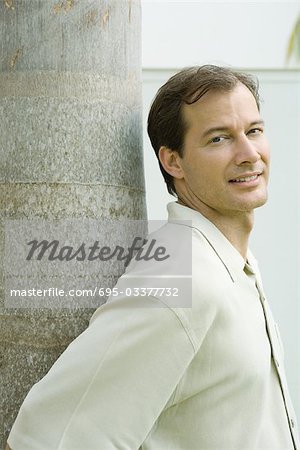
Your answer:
[167,201,248,282]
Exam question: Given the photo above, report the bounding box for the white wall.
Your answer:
[141,0,300,425]
[142,1,300,69]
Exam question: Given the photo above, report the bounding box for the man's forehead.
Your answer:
[182,84,260,126]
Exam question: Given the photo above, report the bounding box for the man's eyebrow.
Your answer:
[201,120,265,139]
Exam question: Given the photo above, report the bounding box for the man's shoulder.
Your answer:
[117,220,225,310]
[103,221,227,352]
[123,220,210,277]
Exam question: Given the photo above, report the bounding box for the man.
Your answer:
[6,65,300,449]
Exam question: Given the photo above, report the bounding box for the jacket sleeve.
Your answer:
[7,295,195,450]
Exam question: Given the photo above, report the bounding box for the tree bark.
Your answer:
[0,0,145,446]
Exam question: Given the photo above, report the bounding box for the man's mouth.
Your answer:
[229,173,262,183]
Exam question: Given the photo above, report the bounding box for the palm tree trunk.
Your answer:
[0,0,145,446]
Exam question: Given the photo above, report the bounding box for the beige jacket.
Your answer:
[8,202,299,449]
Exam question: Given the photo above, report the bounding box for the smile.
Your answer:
[229,174,261,183]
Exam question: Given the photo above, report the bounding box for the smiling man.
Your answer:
[6,65,300,450]
[157,76,269,259]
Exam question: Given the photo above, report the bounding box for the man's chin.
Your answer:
[241,190,268,211]
[254,198,268,209]
[254,191,268,209]
[241,195,268,211]
[231,192,268,212]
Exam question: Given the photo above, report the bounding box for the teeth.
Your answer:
[232,175,258,183]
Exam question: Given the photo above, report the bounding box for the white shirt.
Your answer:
[8,202,300,449]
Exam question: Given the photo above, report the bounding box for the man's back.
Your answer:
[7,203,299,449]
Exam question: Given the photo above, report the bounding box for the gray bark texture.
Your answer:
[0,0,145,445]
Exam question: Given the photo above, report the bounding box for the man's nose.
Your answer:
[234,135,261,165]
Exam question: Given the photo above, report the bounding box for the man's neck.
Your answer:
[177,199,254,260]
[206,212,253,260]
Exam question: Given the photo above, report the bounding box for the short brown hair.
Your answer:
[147,65,260,196]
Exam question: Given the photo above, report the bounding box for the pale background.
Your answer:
[141,1,300,422]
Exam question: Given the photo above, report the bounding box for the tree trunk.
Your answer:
[0,0,145,445]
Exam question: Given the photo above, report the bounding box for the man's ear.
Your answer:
[158,146,184,180]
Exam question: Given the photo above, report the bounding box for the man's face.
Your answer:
[175,83,270,217]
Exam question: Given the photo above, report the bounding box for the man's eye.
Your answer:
[210,136,225,143]
[248,128,263,135]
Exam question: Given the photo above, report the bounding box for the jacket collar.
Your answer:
[167,201,250,282]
